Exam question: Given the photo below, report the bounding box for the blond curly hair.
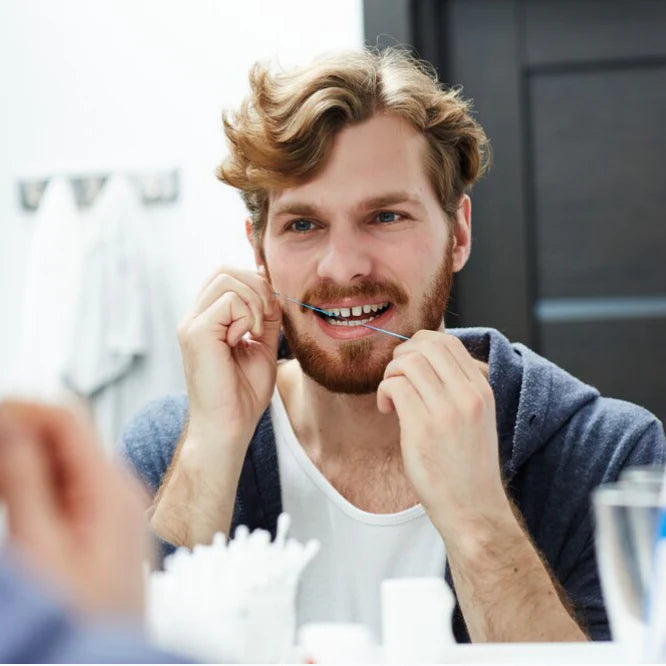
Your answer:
[217,48,490,244]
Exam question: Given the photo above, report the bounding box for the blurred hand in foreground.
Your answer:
[0,401,150,619]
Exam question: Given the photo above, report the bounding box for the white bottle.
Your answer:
[381,577,455,663]
[298,622,379,663]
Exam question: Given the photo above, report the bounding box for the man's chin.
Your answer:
[308,365,386,394]
[285,334,394,395]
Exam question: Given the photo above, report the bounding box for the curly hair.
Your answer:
[217,48,490,245]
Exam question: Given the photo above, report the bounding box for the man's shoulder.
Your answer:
[120,395,280,499]
[564,393,665,462]
[120,393,189,493]
[449,326,665,469]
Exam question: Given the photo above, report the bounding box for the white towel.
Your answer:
[63,175,148,396]
[15,177,85,401]
[63,174,184,453]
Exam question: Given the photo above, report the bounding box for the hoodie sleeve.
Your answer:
[119,393,188,494]
[562,534,610,640]
[118,394,189,560]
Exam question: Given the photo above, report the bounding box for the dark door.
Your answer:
[365,0,666,422]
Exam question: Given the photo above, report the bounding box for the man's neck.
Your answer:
[277,359,401,464]
[277,358,417,512]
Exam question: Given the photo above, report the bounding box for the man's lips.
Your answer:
[311,302,397,340]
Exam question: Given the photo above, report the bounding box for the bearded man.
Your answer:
[123,48,665,643]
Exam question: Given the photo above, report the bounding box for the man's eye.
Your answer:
[289,219,316,233]
[375,211,401,223]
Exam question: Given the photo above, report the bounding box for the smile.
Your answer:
[316,302,392,327]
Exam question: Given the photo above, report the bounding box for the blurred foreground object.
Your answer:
[645,465,666,661]
[592,465,664,660]
[146,514,319,662]
[0,400,183,662]
[0,552,182,663]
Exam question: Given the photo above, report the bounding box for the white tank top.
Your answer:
[270,387,446,641]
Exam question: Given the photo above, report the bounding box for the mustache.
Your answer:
[301,279,408,308]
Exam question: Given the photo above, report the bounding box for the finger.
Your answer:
[191,273,266,337]
[194,291,256,347]
[383,353,443,416]
[391,335,492,419]
[394,332,478,386]
[247,297,283,359]
[0,402,108,516]
[194,269,274,319]
[377,375,425,420]
[194,266,261,306]
[0,412,62,545]
[441,335,491,393]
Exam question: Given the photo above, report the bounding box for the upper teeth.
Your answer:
[323,302,388,318]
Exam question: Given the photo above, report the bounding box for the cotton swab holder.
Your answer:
[146,514,319,663]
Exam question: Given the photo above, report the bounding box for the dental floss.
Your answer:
[273,291,410,341]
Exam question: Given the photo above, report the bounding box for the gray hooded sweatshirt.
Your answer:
[122,327,666,643]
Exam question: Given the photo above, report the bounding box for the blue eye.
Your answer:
[376,211,401,223]
[289,219,315,233]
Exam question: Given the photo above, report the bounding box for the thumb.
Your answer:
[376,378,397,415]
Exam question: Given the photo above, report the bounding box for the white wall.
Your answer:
[0,0,364,392]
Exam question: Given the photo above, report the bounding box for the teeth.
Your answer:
[322,302,389,318]
[326,318,374,327]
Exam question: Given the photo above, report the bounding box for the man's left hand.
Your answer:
[377,330,511,540]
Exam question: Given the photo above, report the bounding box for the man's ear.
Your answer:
[451,194,472,273]
[245,218,265,271]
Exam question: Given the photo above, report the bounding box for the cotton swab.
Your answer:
[273,291,409,341]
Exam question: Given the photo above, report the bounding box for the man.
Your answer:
[123,48,665,643]
[0,401,184,663]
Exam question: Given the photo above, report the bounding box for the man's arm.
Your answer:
[442,501,587,642]
[377,330,588,642]
[149,423,248,548]
[147,267,282,548]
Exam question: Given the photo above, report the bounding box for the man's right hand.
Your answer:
[151,268,281,547]
[178,267,281,445]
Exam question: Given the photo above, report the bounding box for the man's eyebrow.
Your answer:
[270,202,321,218]
[270,192,425,218]
[356,192,426,211]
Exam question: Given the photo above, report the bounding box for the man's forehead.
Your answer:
[267,113,433,217]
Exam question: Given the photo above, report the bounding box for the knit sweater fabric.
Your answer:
[122,327,666,642]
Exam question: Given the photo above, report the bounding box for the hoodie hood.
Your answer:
[451,327,600,481]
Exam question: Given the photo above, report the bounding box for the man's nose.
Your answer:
[316,226,373,284]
